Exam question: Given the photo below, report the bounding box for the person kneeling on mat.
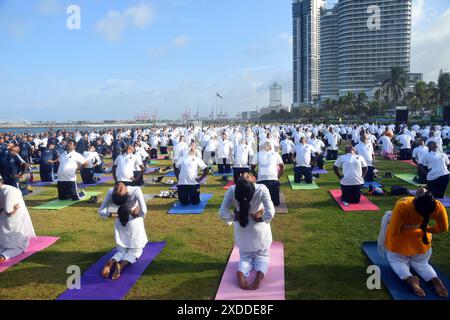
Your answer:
[176,145,208,206]
[98,182,148,280]
[81,145,102,185]
[333,146,368,204]
[293,137,319,184]
[422,142,450,199]
[219,173,275,290]
[0,179,36,263]
[381,188,448,297]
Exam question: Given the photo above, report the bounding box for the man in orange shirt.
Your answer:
[385,189,449,297]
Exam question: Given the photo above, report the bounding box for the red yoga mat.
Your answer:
[215,242,285,300]
[329,189,380,212]
[223,180,235,190]
[399,160,417,167]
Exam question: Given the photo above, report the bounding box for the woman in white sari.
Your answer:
[0,181,36,262]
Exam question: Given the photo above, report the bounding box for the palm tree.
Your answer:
[437,70,450,106]
[381,66,407,107]
[355,92,369,114]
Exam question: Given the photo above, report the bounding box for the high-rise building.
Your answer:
[319,5,339,101]
[292,0,324,107]
[336,0,412,96]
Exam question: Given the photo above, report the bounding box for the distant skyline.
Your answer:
[0,0,449,122]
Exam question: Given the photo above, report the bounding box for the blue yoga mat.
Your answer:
[168,194,213,214]
[362,241,450,300]
[164,171,176,177]
[363,181,382,189]
[213,171,233,177]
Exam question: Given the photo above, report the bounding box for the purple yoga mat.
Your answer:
[29,181,56,187]
[312,168,328,174]
[57,241,166,300]
[79,176,114,188]
[409,190,450,207]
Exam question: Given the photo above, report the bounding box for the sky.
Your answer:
[0,0,449,122]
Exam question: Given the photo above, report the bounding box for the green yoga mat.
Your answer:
[394,173,423,187]
[288,176,319,190]
[323,159,336,163]
[33,192,101,210]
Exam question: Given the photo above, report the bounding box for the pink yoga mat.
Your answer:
[223,180,235,190]
[0,236,60,273]
[329,189,380,212]
[400,160,417,167]
[215,242,285,300]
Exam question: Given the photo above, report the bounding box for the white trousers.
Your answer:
[238,248,270,278]
[111,245,143,264]
[387,249,437,282]
[0,246,24,260]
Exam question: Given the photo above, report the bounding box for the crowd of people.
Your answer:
[0,122,449,296]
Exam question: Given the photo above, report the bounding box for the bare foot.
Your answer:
[112,261,122,280]
[101,260,115,278]
[0,255,6,263]
[237,271,250,290]
[432,278,449,298]
[406,276,426,297]
[249,271,265,290]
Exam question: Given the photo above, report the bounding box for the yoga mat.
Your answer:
[362,242,450,300]
[145,167,161,174]
[287,176,319,190]
[323,159,336,163]
[148,160,159,165]
[164,171,176,177]
[168,194,213,214]
[157,155,168,160]
[363,181,382,189]
[215,242,285,300]
[312,168,328,174]
[400,160,417,167]
[329,189,380,212]
[29,181,56,187]
[395,173,423,187]
[22,188,45,197]
[79,176,113,188]
[214,171,234,177]
[169,184,178,190]
[33,191,101,210]
[223,180,235,190]
[409,190,450,207]
[0,236,60,273]
[143,194,159,202]
[57,242,166,300]
[275,193,288,214]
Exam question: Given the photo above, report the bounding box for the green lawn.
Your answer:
[1,154,449,300]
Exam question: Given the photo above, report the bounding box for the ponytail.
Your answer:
[117,205,130,227]
[413,190,436,245]
[235,177,255,228]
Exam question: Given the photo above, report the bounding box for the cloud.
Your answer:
[412,0,425,26]
[36,0,63,16]
[148,46,168,59]
[412,8,450,81]
[96,3,154,42]
[172,35,191,48]
[98,79,136,93]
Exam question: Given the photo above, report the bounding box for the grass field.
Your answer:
[1,152,449,300]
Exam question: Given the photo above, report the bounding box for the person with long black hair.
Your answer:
[219,173,275,290]
[383,188,448,297]
[98,182,148,280]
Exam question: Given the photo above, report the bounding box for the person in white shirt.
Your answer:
[149,134,160,159]
[172,135,189,180]
[422,142,450,199]
[55,140,88,200]
[176,145,209,205]
[425,131,444,154]
[413,139,429,184]
[0,181,36,262]
[233,138,253,183]
[397,130,413,160]
[378,130,394,159]
[204,135,218,166]
[293,137,319,184]
[159,134,170,155]
[219,173,275,290]
[251,141,284,206]
[355,135,376,182]
[333,146,368,204]
[216,132,234,174]
[280,136,295,164]
[98,182,148,280]
[308,133,325,170]
[324,127,342,160]
[113,145,145,187]
[81,144,102,185]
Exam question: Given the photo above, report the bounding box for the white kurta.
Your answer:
[98,187,148,249]
[0,185,36,252]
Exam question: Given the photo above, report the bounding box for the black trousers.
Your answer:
[257,180,280,206]
[57,181,79,200]
[341,184,363,204]
[150,148,158,159]
[218,158,232,173]
[80,168,97,185]
[365,166,375,182]
[40,166,54,182]
[233,167,250,183]
[399,148,412,160]
[178,184,201,205]
[4,176,19,189]
[160,146,168,154]
[294,166,313,184]
[312,154,324,169]
[427,174,449,199]
[326,150,338,160]
[417,164,428,184]
[133,171,144,186]
[282,153,293,164]
[173,164,180,181]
